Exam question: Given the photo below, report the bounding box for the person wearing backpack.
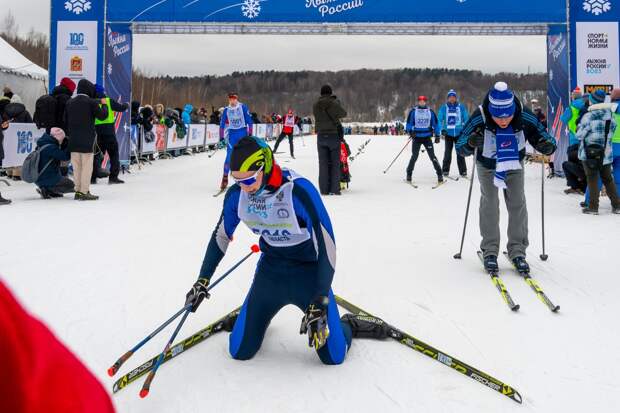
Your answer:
[93,84,128,185]
[576,89,620,215]
[65,79,108,201]
[34,78,76,133]
[30,128,75,198]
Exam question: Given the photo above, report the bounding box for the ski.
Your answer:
[502,252,560,313]
[404,180,419,189]
[335,295,523,404]
[112,307,240,394]
[476,251,520,311]
[432,180,448,189]
[446,176,460,181]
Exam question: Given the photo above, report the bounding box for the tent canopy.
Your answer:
[0,36,48,80]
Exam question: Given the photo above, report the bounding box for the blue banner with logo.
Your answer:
[547,24,570,174]
[106,0,566,23]
[104,23,133,164]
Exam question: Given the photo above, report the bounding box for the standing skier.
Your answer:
[186,137,386,364]
[219,92,253,190]
[457,82,556,272]
[273,109,296,158]
[438,89,469,178]
[405,96,443,184]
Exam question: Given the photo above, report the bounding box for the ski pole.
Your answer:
[107,244,260,377]
[540,157,549,261]
[454,148,478,259]
[383,137,412,174]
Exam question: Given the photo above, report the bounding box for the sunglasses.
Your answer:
[233,166,264,186]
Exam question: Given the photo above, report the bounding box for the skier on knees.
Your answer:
[219,92,253,190]
[273,109,297,158]
[438,89,469,178]
[185,137,387,364]
[405,96,443,184]
[456,82,556,272]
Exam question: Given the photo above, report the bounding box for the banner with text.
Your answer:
[1,124,46,168]
[576,21,620,95]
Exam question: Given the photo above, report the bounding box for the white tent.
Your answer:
[0,36,48,112]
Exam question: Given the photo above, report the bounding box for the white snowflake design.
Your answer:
[241,0,261,19]
[107,63,113,75]
[65,0,92,15]
[582,0,612,15]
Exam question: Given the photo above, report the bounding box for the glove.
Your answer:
[434,136,441,144]
[300,296,330,350]
[467,130,484,149]
[535,140,556,156]
[185,278,210,312]
[409,132,416,139]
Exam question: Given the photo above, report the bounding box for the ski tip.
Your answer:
[251,244,260,253]
[139,389,149,399]
[107,367,115,377]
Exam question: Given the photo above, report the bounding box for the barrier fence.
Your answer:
[2,123,314,169]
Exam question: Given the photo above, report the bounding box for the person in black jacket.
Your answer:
[0,116,9,205]
[3,95,33,123]
[312,85,347,195]
[34,128,75,199]
[65,79,108,201]
[93,84,129,184]
[51,78,76,132]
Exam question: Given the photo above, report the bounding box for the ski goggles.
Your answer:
[232,165,264,186]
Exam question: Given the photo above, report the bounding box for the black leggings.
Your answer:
[407,139,442,179]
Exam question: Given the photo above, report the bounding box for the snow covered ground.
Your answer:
[2,135,619,412]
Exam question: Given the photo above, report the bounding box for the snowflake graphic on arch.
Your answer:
[583,0,612,15]
[65,0,92,15]
[241,0,261,19]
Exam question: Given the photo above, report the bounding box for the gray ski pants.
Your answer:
[477,162,529,259]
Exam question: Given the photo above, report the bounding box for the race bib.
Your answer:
[415,108,432,129]
[227,105,246,130]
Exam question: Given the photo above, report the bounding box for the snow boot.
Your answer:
[511,256,530,273]
[340,313,390,339]
[80,192,99,201]
[37,188,52,199]
[582,207,598,215]
[0,194,11,205]
[483,255,499,273]
[109,177,125,184]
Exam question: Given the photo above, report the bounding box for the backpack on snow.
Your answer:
[33,95,58,129]
[22,144,54,183]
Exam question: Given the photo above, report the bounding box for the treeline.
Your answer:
[134,69,546,121]
[0,12,49,69]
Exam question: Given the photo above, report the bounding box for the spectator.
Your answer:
[65,79,108,201]
[0,117,9,205]
[561,88,587,194]
[131,101,141,125]
[51,78,76,131]
[182,104,193,125]
[312,84,347,195]
[0,87,13,115]
[209,106,220,125]
[0,281,116,413]
[4,95,33,123]
[34,128,75,199]
[612,89,620,197]
[94,84,129,184]
[577,89,620,215]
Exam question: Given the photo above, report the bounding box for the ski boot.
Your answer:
[511,256,530,273]
[582,207,598,215]
[222,312,239,332]
[340,313,390,339]
[483,255,499,273]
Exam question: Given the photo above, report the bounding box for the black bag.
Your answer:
[584,120,611,170]
[33,95,58,129]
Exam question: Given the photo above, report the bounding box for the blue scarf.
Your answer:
[494,125,521,189]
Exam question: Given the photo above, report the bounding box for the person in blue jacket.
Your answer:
[219,92,253,190]
[182,104,193,125]
[438,89,469,177]
[34,127,75,199]
[405,96,443,184]
[185,137,387,364]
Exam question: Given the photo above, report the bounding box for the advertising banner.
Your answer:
[55,21,99,86]
[166,127,188,150]
[104,23,133,163]
[107,0,565,24]
[254,124,267,138]
[576,21,620,94]
[141,127,157,154]
[547,24,570,170]
[302,124,312,134]
[206,125,220,145]
[1,124,46,168]
[188,124,206,147]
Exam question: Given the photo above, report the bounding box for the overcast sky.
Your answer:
[4,2,547,76]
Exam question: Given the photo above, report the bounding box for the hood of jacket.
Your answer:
[52,84,73,98]
[315,95,337,110]
[183,104,193,114]
[76,79,96,98]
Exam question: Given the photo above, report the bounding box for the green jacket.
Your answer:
[312,95,347,135]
